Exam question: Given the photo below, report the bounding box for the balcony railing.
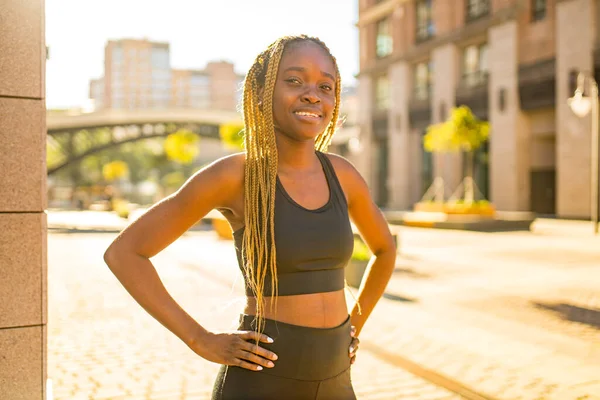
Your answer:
[409,85,432,128]
[412,85,431,102]
[460,70,489,88]
[466,0,490,22]
[456,70,489,120]
[416,24,435,43]
[518,59,555,110]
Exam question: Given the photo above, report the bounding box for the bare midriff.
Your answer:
[244,289,349,328]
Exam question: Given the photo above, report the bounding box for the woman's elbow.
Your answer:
[103,242,124,270]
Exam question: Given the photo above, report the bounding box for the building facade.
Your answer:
[0,1,47,398]
[357,0,600,219]
[90,39,243,112]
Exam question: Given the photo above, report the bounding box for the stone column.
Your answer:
[431,44,462,197]
[357,75,374,191]
[488,20,531,211]
[388,61,412,209]
[0,1,47,399]
[556,0,595,218]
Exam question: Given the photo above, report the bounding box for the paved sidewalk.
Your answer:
[47,232,462,399]
[46,211,600,399]
[369,227,600,399]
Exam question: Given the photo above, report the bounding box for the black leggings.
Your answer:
[212,315,356,400]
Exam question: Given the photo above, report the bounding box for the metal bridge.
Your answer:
[47,108,242,175]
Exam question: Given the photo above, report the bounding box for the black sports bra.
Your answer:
[233,151,354,296]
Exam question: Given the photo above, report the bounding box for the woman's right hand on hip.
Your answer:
[191,330,278,371]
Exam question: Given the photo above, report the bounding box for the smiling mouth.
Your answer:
[294,111,321,118]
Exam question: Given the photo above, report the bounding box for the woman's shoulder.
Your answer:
[321,152,368,206]
[322,152,362,181]
[184,152,245,201]
[202,152,245,183]
[213,152,245,172]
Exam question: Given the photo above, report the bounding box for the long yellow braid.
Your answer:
[241,35,342,336]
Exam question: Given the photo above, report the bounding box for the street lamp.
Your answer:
[568,72,599,235]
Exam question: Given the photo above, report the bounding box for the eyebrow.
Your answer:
[283,66,335,82]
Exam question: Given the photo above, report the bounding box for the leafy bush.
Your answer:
[352,237,371,261]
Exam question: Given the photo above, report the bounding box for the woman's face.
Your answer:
[271,41,337,142]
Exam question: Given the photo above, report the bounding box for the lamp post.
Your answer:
[568,72,599,235]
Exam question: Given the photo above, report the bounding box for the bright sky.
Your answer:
[46,0,359,109]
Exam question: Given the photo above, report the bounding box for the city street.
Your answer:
[47,212,600,399]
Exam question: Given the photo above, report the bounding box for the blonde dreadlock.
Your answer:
[240,35,342,335]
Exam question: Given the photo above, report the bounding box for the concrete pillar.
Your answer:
[556,0,596,218]
[432,44,462,196]
[357,75,374,192]
[0,1,47,399]
[488,21,531,211]
[388,61,412,209]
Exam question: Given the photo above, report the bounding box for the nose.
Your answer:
[301,86,321,104]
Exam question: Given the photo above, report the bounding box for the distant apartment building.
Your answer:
[90,38,243,111]
[356,0,600,219]
[89,78,104,109]
[171,62,244,110]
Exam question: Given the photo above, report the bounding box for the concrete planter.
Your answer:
[415,201,496,218]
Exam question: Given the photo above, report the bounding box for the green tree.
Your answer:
[423,106,490,204]
[103,160,129,182]
[164,129,200,164]
[219,122,245,150]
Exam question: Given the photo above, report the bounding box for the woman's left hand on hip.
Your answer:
[349,326,360,364]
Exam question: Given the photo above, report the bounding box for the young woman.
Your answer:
[104,34,397,400]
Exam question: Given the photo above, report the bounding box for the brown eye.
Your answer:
[285,78,301,85]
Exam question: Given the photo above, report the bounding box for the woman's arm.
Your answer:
[327,155,397,336]
[103,153,278,371]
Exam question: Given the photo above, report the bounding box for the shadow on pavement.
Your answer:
[382,292,417,303]
[532,301,600,329]
[393,266,433,279]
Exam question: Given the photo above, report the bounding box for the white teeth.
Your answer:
[295,111,319,118]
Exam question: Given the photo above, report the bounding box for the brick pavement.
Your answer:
[47,216,600,399]
[47,232,462,399]
[369,226,600,400]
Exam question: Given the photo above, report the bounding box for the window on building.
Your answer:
[416,0,435,42]
[112,46,123,65]
[375,75,390,111]
[531,0,546,21]
[466,0,490,21]
[462,43,488,86]
[414,61,433,100]
[376,18,393,58]
[151,48,170,69]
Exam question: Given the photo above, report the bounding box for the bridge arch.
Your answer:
[47,108,242,175]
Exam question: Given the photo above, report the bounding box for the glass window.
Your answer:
[416,0,435,41]
[112,47,123,65]
[462,43,488,86]
[531,0,546,21]
[414,61,433,100]
[466,0,490,21]
[190,74,209,87]
[375,75,390,111]
[376,18,393,58]
[151,48,170,69]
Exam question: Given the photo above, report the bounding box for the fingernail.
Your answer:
[267,337,274,343]
[267,361,274,368]
[272,354,278,360]
[349,346,355,353]
[256,366,263,371]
